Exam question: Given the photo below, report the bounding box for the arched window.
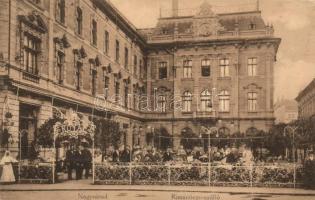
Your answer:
[219,90,230,112]
[76,7,83,35]
[200,90,212,111]
[219,127,230,136]
[154,127,172,150]
[246,127,258,136]
[56,0,65,24]
[182,91,192,112]
[181,127,200,150]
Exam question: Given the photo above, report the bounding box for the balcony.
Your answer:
[22,71,40,83]
[194,111,217,119]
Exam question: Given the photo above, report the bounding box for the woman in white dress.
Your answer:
[0,150,18,184]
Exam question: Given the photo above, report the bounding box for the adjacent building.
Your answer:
[274,99,298,124]
[296,78,315,121]
[0,0,281,155]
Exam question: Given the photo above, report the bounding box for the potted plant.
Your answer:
[5,112,12,119]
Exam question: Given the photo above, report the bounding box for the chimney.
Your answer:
[172,0,178,17]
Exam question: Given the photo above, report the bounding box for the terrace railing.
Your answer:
[94,162,303,188]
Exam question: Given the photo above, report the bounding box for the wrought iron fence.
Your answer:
[18,162,53,184]
[94,162,303,188]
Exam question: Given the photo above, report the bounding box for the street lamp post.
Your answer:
[284,125,299,188]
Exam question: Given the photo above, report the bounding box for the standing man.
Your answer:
[75,145,84,180]
[65,146,75,180]
[82,145,92,179]
[120,145,131,162]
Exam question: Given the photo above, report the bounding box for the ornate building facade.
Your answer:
[0,0,280,154]
[296,79,315,121]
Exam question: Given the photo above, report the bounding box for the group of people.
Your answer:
[96,144,254,165]
[65,145,92,180]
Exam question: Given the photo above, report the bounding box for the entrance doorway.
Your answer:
[19,103,39,160]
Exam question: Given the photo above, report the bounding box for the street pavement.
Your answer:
[1,190,315,200]
[1,179,315,200]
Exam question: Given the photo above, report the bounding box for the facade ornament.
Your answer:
[193,1,224,37]
[196,1,216,17]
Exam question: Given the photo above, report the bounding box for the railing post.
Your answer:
[129,162,132,185]
[250,164,253,188]
[208,162,211,187]
[294,162,296,189]
[168,164,171,185]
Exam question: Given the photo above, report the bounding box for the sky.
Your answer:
[110,0,315,101]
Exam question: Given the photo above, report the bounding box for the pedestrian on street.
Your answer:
[304,151,315,189]
[0,150,18,184]
[120,146,131,162]
[65,146,75,180]
[112,148,120,162]
[82,145,92,179]
[75,146,84,180]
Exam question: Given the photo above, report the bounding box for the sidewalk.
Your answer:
[1,180,315,196]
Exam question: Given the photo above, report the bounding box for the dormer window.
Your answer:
[161,28,168,35]
[249,22,256,30]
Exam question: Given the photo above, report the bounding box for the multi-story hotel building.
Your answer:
[296,78,315,121]
[0,0,280,154]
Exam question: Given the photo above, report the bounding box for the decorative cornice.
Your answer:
[18,11,47,33]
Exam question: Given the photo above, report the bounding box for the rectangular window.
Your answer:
[124,47,129,69]
[124,85,129,108]
[219,91,230,112]
[104,31,109,55]
[220,58,230,77]
[23,34,40,75]
[201,59,211,77]
[158,95,166,112]
[134,55,138,75]
[158,62,167,79]
[104,76,110,100]
[115,82,120,103]
[139,59,143,79]
[133,86,138,110]
[183,60,192,78]
[75,61,82,90]
[76,7,83,35]
[92,20,97,46]
[56,51,64,84]
[115,40,120,62]
[248,57,257,76]
[91,70,97,96]
[248,92,258,111]
[56,0,65,24]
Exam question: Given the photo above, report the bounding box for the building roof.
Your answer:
[94,0,277,49]
[147,11,266,36]
[92,0,147,48]
[296,78,315,102]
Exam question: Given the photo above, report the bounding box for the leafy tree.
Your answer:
[37,117,65,148]
[94,119,122,154]
[153,127,172,150]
